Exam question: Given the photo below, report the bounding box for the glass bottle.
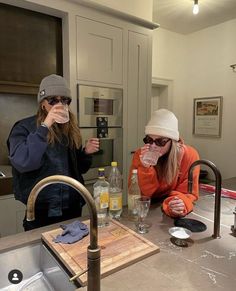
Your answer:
[93,168,110,227]
[108,161,123,220]
[128,169,141,221]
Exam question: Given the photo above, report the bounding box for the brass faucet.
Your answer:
[188,159,222,239]
[26,175,101,291]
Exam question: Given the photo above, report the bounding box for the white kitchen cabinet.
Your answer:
[73,5,155,203]
[0,195,25,237]
[125,30,152,179]
[76,16,123,85]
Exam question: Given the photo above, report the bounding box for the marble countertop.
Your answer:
[0,195,235,291]
[80,203,236,291]
[221,177,236,190]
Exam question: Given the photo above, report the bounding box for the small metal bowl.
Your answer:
[169,227,192,247]
[169,227,192,239]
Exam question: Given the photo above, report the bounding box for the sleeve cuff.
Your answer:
[38,124,49,137]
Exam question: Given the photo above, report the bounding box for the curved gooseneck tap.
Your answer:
[26,175,100,291]
[188,159,222,239]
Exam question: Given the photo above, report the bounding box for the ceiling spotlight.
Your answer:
[193,0,199,15]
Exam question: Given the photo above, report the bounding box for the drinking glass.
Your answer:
[135,196,151,234]
[141,147,161,166]
[54,105,69,124]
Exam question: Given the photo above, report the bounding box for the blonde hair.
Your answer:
[156,140,182,185]
[36,106,82,149]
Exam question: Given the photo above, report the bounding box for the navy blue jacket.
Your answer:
[7,116,92,217]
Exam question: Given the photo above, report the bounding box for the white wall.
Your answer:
[152,28,188,137]
[187,19,236,179]
[152,20,236,179]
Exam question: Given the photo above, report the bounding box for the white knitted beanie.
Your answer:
[145,109,179,141]
[37,74,71,102]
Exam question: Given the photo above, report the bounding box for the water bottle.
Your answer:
[108,161,123,220]
[128,169,141,221]
[93,168,110,227]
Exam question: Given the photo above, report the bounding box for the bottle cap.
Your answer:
[98,168,105,177]
[111,161,117,167]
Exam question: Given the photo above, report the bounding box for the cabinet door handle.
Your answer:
[130,151,135,154]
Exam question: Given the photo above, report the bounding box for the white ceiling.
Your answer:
[153,0,236,34]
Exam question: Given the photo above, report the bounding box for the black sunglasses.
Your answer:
[46,97,71,106]
[143,135,171,147]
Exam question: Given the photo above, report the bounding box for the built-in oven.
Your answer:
[78,85,122,127]
[77,85,123,185]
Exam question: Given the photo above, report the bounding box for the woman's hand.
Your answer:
[168,196,185,217]
[43,104,68,127]
[84,138,100,154]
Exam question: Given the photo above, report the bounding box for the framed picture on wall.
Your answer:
[193,96,223,137]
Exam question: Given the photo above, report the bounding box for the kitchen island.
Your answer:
[80,195,236,291]
[0,192,235,291]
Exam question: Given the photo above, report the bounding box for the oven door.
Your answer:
[77,85,123,127]
[80,127,123,185]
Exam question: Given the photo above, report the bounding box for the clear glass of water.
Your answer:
[54,105,69,124]
[135,196,151,234]
[141,147,161,166]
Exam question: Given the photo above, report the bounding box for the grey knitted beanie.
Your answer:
[37,74,71,103]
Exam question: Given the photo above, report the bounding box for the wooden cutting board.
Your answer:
[42,219,159,286]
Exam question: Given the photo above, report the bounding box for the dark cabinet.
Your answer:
[0,3,63,94]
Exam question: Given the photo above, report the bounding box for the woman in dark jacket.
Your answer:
[7,74,99,230]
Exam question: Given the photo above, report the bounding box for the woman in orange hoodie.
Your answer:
[129,109,200,217]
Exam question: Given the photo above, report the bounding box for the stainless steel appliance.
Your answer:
[77,85,123,184]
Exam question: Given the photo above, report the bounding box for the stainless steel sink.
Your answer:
[0,242,78,291]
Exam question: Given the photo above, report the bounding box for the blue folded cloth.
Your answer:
[53,220,89,244]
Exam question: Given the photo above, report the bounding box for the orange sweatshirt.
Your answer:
[129,144,200,217]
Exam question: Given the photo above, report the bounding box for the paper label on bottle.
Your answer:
[100,192,109,209]
[128,194,140,214]
[110,195,122,210]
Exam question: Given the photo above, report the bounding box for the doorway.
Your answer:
[151,77,173,115]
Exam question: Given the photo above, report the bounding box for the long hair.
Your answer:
[156,140,183,185]
[36,106,82,149]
